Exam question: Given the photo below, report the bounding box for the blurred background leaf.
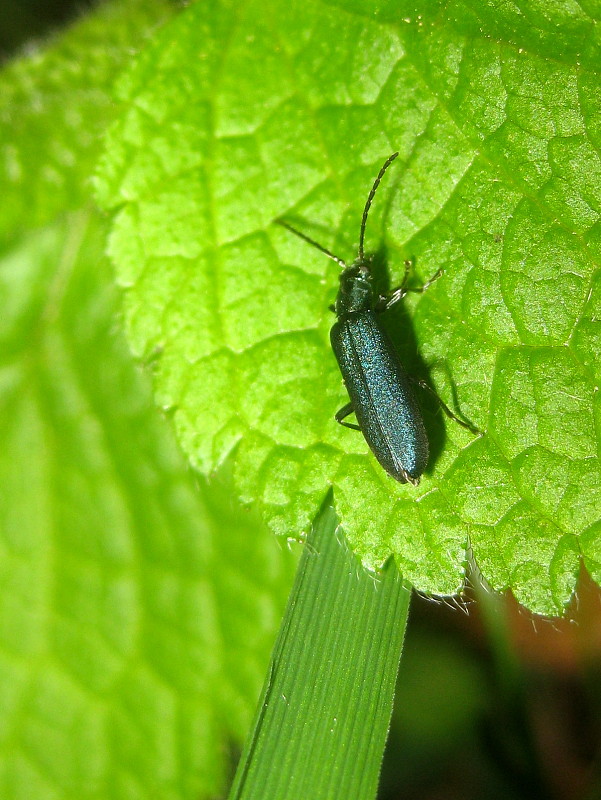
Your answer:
[0,2,296,799]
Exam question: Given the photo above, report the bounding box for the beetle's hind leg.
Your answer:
[335,402,361,431]
[414,378,483,436]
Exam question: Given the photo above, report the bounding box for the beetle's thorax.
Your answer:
[335,259,374,316]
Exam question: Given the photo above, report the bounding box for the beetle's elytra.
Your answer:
[278,153,476,485]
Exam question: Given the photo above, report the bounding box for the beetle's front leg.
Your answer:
[375,259,412,312]
[376,263,444,312]
[335,401,361,431]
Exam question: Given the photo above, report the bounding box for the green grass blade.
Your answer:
[229,495,411,800]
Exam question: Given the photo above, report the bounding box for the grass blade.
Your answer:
[229,493,411,799]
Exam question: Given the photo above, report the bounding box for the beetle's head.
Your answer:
[335,259,374,315]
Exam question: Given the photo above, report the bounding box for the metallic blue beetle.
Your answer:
[278,153,476,485]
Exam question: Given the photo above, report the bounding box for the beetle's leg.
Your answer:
[414,378,483,435]
[376,264,444,312]
[375,259,412,311]
[328,303,336,313]
[336,402,361,430]
[406,267,443,294]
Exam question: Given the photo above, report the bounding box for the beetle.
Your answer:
[277,153,478,485]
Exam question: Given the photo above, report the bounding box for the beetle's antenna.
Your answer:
[276,219,347,267]
[358,152,399,262]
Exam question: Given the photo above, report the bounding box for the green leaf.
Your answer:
[96,0,601,615]
[0,1,296,797]
[228,494,410,800]
[0,0,171,250]
[0,210,295,800]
